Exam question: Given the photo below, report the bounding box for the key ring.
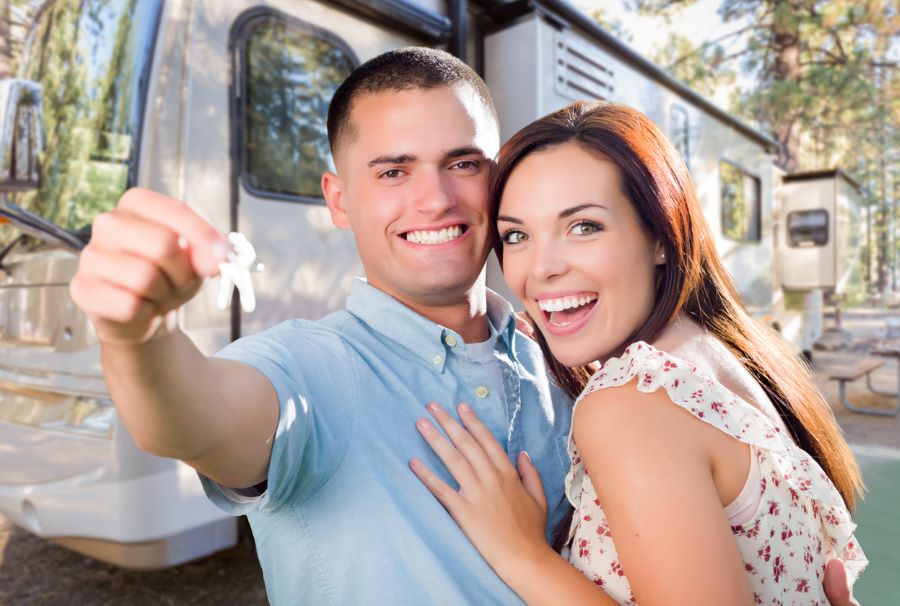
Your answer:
[216,232,264,313]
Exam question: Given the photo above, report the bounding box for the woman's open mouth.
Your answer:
[536,293,598,335]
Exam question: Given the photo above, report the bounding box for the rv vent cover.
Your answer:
[554,30,615,102]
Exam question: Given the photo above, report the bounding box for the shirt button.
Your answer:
[444,334,458,347]
[432,354,443,365]
[475,385,489,399]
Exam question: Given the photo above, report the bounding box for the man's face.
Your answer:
[323,85,500,310]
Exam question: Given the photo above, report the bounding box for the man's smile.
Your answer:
[401,224,469,246]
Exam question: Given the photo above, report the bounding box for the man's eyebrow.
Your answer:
[559,203,607,218]
[367,154,417,167]
[444,147,487,160]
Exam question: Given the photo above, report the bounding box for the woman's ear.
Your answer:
[654,241,667,266]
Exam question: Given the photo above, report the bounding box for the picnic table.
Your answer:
[869,345,900,416]
[829,345,900,417]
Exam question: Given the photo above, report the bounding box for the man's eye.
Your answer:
[500,229,528,245]
[452,160,480,171]
[381,169,405,179]
[571,221,602,236]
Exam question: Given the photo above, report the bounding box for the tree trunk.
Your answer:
[770,2,802,172]
[0,0,12,78]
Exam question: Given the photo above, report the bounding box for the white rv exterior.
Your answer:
[481,12,778,314]
[0,0,857,568]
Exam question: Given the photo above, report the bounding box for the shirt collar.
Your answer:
[345,278,519,370]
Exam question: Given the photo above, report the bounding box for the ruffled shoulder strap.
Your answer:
[572,341,866,580]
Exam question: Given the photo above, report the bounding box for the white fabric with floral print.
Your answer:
[564,342,867,605]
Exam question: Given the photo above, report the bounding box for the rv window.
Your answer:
[242,17,355,202]
[3,0,162,246]
[787,210,829,247]
[670,105,689,166]
[720,161,761,242]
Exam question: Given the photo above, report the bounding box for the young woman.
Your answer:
[409,101,866,605]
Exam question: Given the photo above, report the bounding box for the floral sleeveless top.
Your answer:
[564,342,867,605]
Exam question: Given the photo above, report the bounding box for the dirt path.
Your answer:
[0,517,266,605]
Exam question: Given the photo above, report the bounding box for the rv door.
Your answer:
[176,0,439,342]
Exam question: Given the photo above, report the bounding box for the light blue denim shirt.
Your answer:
[201,279,573,605]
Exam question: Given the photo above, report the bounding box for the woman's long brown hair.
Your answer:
[490,102,863,529]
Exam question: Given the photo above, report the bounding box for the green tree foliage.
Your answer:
[627,0,898,291]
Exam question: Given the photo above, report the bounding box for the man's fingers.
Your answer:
[415,416,479,488]
[70,275,153,323]
[91,210,203,288]
[517,451,547,510]
[409,458,464,514]
[79,246,176,305]
[116,188,228,276]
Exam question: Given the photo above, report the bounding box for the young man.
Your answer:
[71,48,857,605]
[72,48,570,604]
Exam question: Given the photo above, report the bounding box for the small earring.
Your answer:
[659,252,666,261]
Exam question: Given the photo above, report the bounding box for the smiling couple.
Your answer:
[71,47,864,605]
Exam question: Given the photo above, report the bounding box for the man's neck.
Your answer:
[381,285,491,343]
[420,300,491,343]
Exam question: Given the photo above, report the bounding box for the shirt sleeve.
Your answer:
[198,319,358,514]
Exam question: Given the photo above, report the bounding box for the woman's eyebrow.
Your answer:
[496,215,523,224]
[559,203,607,218]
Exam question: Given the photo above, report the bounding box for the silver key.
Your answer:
[216,232,263,313]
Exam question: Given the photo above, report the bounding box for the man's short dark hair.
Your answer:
[327,47,498,158]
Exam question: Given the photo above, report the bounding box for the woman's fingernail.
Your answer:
[426,402,439,413]
[458,403,471,414]
[520,450,531,462]
[417,418,432,430]
[409,458,422,471]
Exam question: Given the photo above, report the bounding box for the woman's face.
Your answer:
[497,142,663,367]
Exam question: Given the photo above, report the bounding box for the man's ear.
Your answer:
[322,171,350,229]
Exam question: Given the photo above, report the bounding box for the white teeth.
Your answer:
[405,225,463,245]
[537,294,598,312]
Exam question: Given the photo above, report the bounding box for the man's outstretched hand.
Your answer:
[70,188,228,345]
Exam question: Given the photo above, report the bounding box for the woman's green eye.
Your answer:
[502,230,527,245]
[571,221,601,235]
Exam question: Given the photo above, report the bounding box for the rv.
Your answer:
[0,0,859,568]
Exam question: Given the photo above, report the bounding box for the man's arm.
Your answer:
[71,188,278,488]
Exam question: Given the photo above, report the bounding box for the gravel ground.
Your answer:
[0,311,897,604]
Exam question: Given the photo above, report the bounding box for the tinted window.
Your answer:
[242,17,356,201]
[788,209,829,247]
[4,0,161,245]
[720,161,761,242]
